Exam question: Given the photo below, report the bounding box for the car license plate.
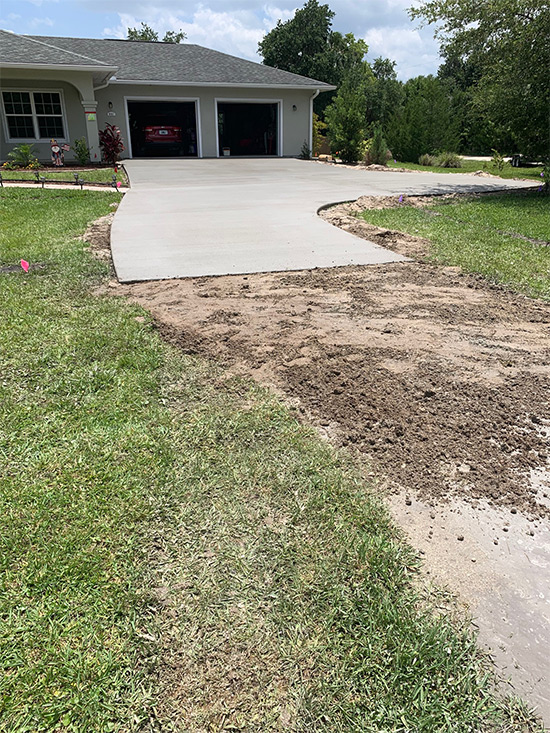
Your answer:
[159,129,168,135]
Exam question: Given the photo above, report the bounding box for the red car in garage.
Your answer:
[141,115,182,152]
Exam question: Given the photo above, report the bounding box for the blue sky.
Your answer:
[0,0,442,80]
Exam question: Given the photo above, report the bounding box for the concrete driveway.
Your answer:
[111,158,533,282]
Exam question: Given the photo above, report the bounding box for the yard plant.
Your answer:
[3,143,40,170]
[98,123,124,165]
[0,188,543,731]
[72,137,91,165]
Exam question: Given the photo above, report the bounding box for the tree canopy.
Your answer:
[410,0,550,158]
[385,75,460,162]
[258,0,368,114]
[127,22,186,44]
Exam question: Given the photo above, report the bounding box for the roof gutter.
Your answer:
[94,75,116,92]
[0,62,118,73]
[108,78,337,91]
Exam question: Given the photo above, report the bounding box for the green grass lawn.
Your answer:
[0,188,543,731]
[359,190,550,300]
[388,159,544,182]
[1,167,127,184]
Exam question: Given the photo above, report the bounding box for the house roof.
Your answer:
[26,35,335,89]
[0,30,110,69]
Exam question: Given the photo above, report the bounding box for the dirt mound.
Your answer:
[117,255,550,520]
[82,211,115,261]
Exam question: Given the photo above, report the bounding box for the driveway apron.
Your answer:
[112,158,533,282]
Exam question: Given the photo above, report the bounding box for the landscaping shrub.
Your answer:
[312,113,327,156]
[435,151,462,168]
[299,141,312,160]
[366,125,390,165]
[418,153,437,166]
[325,75,366,164]
[489,148,507,174]
[6,143,40,169]
[72,137,91,165]
[98,123,124,165]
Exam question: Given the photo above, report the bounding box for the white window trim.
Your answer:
[124,96,202,159]
[1,88,69,144]
[215,98,283,158]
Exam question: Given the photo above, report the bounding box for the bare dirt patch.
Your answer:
[82,212,115,261]
[312,158,513,179]
[89,200,550,720]
[114,256,550,521]
[88,196,549,518]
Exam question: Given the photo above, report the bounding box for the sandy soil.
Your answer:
[86,198,550,719]
[101,211,550,520]
[312,158,502,177]
[88,198,550,519]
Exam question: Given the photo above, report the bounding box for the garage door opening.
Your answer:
[217,102,279,157]
[127,100,198,158]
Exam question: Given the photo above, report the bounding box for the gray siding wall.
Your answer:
[0,75,317,162]
[0,77,88,163]
[95,84,314,158]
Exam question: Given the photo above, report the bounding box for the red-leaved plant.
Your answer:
[98,124,124,165]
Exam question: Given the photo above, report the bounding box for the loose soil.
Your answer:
[92,197,549,521]
[313,158,502,177]
[86,198,550,719]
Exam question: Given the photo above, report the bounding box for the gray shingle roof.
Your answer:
[28,35,334,88]
[0,29,110,68]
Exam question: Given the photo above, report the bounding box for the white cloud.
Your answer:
[30,15,55,27]
[95,2,442,78]
[363,26,441,80]
[262,4,296,27]
[103,6,287,61]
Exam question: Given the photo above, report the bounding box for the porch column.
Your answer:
[81,100,101,162]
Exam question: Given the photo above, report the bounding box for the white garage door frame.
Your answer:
[214,98,283,158]
[124,96,203,159]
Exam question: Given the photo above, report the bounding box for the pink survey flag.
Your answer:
[20,260,29,273]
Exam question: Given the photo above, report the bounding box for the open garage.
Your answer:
[127,100,198,158]
[217,101,279,157]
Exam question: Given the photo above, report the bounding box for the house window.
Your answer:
[2,90,66,141]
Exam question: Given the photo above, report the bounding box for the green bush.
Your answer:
[435,151,462,168]
[489,149,507,173]
[418,153,437,166]
[7,143,39,169]
[72,137,90,165]
[325,75,366,164]
[312,113,327,156]
[367,125,390,165]
[299,140,312,160]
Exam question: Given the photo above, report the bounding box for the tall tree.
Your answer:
[127,22,186,43]
[437,52,512,155]
[410,0,550,158]
[365,57,404,130]
[385,75,460,162]
[325,69,367,162]
[258,0,368,115]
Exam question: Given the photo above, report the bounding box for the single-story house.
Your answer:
[0,30,335,163]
